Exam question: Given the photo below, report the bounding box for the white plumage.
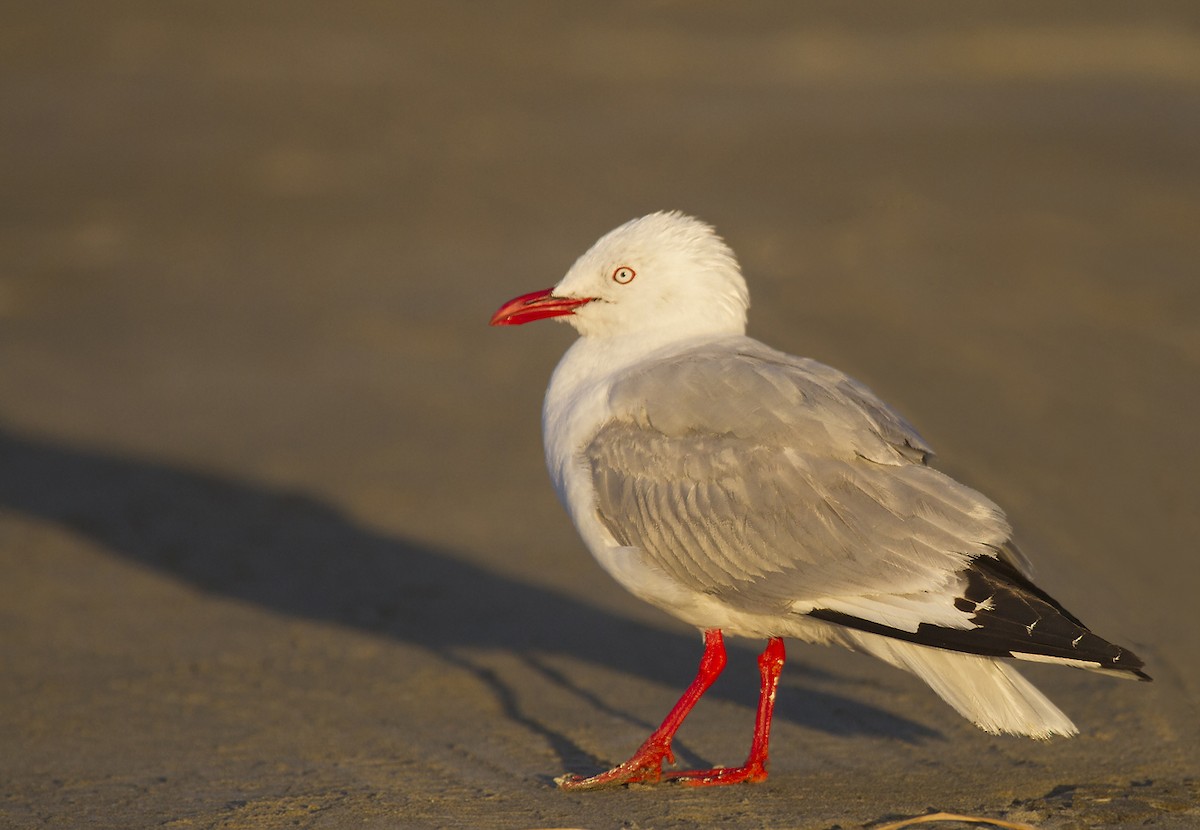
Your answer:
[491,211,1147,788]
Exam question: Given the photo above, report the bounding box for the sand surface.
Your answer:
[2,3,1198,828]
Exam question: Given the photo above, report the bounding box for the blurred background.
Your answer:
[2,3,1198,828]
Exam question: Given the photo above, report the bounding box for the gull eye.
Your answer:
[612,266,636,285]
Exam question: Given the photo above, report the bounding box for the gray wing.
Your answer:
[587,338,1014,617]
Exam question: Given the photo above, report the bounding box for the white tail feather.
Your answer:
[844,631,1078,738]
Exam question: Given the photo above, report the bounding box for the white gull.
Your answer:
[490,211,1148,789]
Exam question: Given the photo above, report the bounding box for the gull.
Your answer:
[490,211,1148,789]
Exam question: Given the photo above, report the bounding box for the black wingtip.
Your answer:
[809,553,1150,680]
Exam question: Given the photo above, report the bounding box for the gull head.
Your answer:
[490,211,749,340]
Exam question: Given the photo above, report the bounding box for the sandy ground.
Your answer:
[2,3,1199,828]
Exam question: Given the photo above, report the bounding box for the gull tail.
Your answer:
[844,631,1079,738]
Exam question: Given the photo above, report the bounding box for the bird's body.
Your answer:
[491,211,1147,789]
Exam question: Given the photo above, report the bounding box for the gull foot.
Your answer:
[555,744,674,790]
[665,762,768,787]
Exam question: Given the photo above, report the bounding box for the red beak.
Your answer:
[489,288,592,326]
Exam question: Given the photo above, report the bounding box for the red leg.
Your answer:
[666,636,786,786]
[557,629,727,790]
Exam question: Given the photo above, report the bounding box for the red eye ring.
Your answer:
[612,266,636,284]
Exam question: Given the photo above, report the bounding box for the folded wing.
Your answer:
[587,338,1147,679]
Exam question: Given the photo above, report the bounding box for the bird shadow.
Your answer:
[0,426,940,774]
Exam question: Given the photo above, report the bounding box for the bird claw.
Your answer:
[555,762,662,790]
[555,744,672,790]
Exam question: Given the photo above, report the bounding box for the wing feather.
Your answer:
[586,338,1010,620]
[583,336,1149,681]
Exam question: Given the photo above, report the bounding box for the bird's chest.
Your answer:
[542,376,608,517]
